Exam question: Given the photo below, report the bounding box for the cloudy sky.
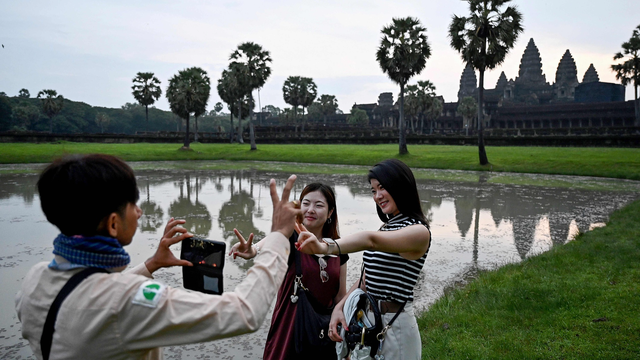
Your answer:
[1,0,638,113]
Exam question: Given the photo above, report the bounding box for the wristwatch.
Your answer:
[322,238,341,255]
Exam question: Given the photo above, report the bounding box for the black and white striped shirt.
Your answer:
[363,214,430,303]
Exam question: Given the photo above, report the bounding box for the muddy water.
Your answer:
[1,165,638,359]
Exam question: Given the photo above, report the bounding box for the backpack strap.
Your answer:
[40,267,110,360]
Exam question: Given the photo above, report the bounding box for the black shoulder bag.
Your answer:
[40,267,110,360]
[292,248,334,354]
[343,264,406,358]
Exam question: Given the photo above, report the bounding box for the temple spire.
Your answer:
[457,62,477,101]
[554,49,579,101]
[582,63,600,83]
[516,38,546,85]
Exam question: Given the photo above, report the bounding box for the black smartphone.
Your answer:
[180,237,226,295]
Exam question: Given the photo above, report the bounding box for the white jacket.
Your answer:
[15,232,290,360]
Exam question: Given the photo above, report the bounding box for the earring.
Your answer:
[327,218,332,224]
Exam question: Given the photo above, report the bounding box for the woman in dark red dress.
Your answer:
[230,183,348,359]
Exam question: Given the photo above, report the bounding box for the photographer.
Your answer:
[15,154,302,360]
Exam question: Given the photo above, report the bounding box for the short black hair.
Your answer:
[367,159,428,227]
[37,154,139,236]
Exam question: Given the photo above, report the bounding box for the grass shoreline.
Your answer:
[1,142,639,180]
[418,198,640,359]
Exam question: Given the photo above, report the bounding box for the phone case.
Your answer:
[180,237,226,295]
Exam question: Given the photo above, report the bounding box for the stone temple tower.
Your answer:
[554,50,579,101]
[582,64,600,83]
[513,38,552,103]
[515,38,547,86]
[457,62,477,102]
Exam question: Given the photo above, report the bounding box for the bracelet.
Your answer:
[252,243,261,256]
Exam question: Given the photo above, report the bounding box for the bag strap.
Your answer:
[40,267,110,360]
[357,263,365,289]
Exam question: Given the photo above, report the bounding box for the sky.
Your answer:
[1,0,639,113]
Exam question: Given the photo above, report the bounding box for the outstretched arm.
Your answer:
[296,224,430,260]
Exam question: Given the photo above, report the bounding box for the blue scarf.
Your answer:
[49,233,131,270]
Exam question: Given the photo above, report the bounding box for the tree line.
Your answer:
[1,0,638,163]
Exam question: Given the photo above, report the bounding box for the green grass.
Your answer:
[1,142,640,180]
[419,199,640,359]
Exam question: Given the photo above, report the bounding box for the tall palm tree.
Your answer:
[230,42,272,150]
[282,76,303,124]
[299,77,317,132]
[426,96,443,135]
[457,96,478,136]
[611,24,640,126]
[403,84,421,133]
[218,65,250,143]
[376,17,431,155]
[318,94,338,125]
[166,67,211,149]
[131,72,162,132]
[37,89,64,133]
[416,80,437,134]
[449,0,523,164]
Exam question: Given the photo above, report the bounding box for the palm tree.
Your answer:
[457,96,478,136]
[449,0,523,164]
[95,112,110,134]
[282,76,303,125]
[37,89,64,133]
[18,89,30,98]
[132,72,162,132]
[403,85,421,133]
[426,96,443,135]
[166,67,211,149]
[415,80,438,134]
[299,77,317,132]
[217,65,250,143]
[611,24,640,126]
[318,94,338,125]
[230,42,272,150]
[376,17,432,155]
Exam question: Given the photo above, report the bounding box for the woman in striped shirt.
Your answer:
[296,159,431,359]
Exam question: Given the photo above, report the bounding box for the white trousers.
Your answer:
[366,302,421,360]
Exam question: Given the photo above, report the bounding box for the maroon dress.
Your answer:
[263,236,348,360]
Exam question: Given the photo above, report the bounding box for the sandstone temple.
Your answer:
[353,38,635,133]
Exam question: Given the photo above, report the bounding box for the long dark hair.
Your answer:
[367,159,428,227]
[299,183,340,240]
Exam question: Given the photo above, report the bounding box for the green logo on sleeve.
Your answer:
[133,281,166,308]
[143,283,161,300]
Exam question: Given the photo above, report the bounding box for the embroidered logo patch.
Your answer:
[132,280,166,308]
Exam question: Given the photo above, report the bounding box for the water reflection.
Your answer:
[0,168,638,359]
[168,174,212,237]
[139,180,164,233]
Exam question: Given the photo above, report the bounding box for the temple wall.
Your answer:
[2,129,638,147]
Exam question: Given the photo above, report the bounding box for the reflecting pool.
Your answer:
[1,163,638,359]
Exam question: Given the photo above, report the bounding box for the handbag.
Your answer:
[342,278,383,357]
[341,265,406,359]
[292,247,334,353]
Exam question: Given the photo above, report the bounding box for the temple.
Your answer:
[352,38,634,131]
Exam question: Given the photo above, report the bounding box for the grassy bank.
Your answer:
[1,142,639,180]
[418,199,640,359]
